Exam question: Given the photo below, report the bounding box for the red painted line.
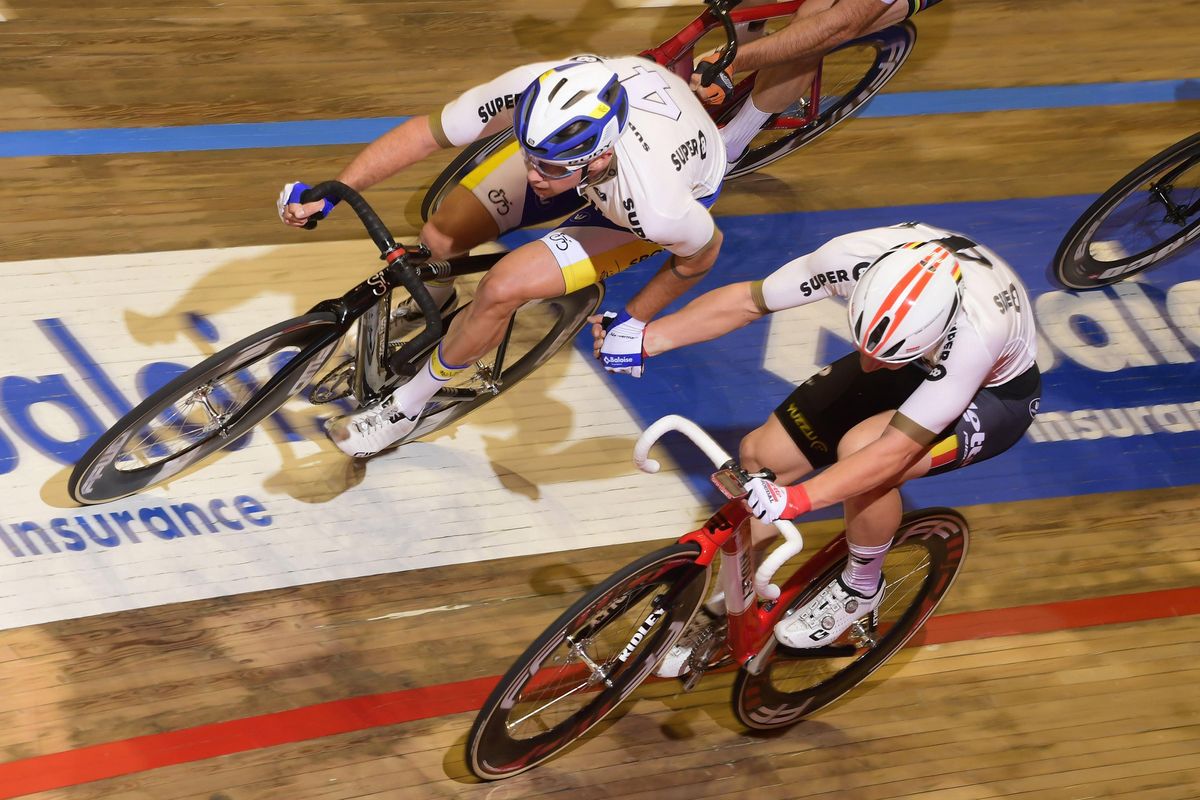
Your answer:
[1,585,1197,798]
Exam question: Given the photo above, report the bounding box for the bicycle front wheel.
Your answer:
[1053,132,1200,289]
[732,508,968,730]
[725,22,916,180]
[467,542,710,780]
[68,313,342,505]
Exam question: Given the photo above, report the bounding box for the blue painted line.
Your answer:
[1,79,1196,158]
[859,78,1200,118]
[0,117,407,157]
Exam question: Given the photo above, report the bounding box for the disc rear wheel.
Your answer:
[733,508,968,730]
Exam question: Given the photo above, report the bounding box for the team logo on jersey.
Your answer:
[993,283,1022,314]
[622,198,646,239]
[477,94,519,124]
[1029,398,1041,418]
[927,365,947,381]
[487,189,511,216]
[670,129,708,171]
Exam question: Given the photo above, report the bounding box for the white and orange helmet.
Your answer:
[847,241,965,363]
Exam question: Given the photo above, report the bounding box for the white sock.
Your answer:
[423,279,456,306]
[390,344,466,418]
[842,540,891,596]
[722,94,773,163]
[703,589,726,616]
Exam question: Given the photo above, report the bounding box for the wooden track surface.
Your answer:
[2,0,1199,797]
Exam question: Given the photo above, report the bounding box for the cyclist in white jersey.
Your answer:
[279,54,726,456]
[593,222,1040,673]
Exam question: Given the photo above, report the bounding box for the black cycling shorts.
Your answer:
[773,351,1041,475]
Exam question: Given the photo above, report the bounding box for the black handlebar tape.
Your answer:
[697,0,739,87]
[296,181,444,375]
[299,181,398,254]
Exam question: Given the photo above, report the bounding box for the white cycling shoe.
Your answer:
[326,392,421,457]
[774,575,884,649]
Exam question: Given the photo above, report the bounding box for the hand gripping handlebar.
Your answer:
[633,414,804,602]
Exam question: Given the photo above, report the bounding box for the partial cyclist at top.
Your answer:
[280,53,728,457]
[693,0,943,167]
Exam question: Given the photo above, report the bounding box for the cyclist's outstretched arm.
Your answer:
[625,227,725,322]
[336,115,446,191]
[280,115,446,227]
[642,280,765,356]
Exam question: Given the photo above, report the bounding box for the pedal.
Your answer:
[473,361,502,395]
[848,610,880,649]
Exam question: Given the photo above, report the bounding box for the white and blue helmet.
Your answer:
[513,60,629,168]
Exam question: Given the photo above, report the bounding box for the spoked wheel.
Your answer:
[467,542,710,780]
[732,507,968,730]
[68,313,343,505]
[724,22,917,179]
[1053,132,1200,289]
[396,283,604,445]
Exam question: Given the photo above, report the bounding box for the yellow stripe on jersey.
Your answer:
[460,140,522,191]
[558,239,663,294]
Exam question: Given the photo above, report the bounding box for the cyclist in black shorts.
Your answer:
[592,222,1039,673]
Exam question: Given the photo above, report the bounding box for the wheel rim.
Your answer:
[470,545,704,779]
[112,345,305,471]
[736,511,966,729]
[726,23,913,178]
[1073,153,1200,280]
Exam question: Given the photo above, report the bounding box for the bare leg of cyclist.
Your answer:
[773,412,934,648]
[408,185,502,317]
[395,244,560,426]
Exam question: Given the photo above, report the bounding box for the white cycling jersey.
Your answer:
[435,54,727,257]
[756,222,1038,440]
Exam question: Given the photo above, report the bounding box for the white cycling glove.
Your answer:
[599,311,648,378]
[745,477,812,523]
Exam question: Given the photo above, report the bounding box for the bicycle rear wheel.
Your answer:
[467,542,709,780]
[725,22,916,179]
[421,130,511,222]
[68,313,342,505]
[1053,132,1200,289]
[732,507,968,730]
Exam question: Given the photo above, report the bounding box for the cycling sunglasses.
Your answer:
[522,152,587,180]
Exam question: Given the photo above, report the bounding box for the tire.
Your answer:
[396,282,604,445]
[1053,132,1200,289]
[421,130,512,222]
[724,22,917,180]
[467,542,710,780]
[68,313,343,505]
[732,507,968,730]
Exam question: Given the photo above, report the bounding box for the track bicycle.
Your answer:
[1053,131,1200,289]
[67,181,602,505]
[467,414,969,780]
[422,0,918,218]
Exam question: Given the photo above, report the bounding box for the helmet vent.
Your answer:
[865,316,891,351]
